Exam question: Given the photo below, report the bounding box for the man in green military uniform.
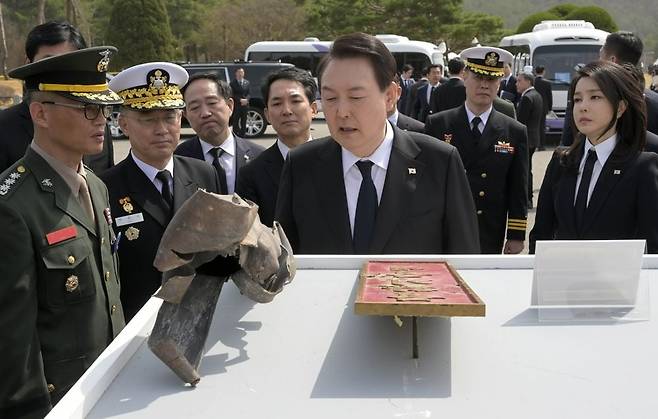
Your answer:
[0,47,125,418]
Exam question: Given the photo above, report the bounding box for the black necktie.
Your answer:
[353,160,378,254]
[471,116,482,139]
[156,170,173,212]
[209,147,229,194]
[574,149,598,234]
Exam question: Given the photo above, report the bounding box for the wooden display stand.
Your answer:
[355,261,485,357]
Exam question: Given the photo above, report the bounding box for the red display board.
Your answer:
[354,261,485,317]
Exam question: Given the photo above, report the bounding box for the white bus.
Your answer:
[499,20,609,130]
[245,34,446,80]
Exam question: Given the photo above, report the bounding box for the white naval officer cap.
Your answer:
[459,46,514,78]
[109,61,189,110]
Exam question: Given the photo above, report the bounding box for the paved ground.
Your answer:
[113,119,554,254]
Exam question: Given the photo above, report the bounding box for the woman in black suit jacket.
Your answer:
[530,61,658,253]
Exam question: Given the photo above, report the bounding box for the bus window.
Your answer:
[392,52,431,80]
[248,52,273,62]
[533,44,601,89]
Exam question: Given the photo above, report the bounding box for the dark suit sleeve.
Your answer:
[517,95,531,126]
[443,148,480,253]
[506,124,529,241]
[412,89,422,120]
[637,154,658,253]
[529,154,560,253]
[235,164,258,205]
[274,156,299,252]
[0,203,51,418]
[424,114,440,139]
[561,101,575,146]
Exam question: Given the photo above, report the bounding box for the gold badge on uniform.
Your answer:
[443,133,453,144]
[97,49,111,72]
[119,196,133,213]
[65,275,79,292]
[125,226,140,241]
[485,52,500,67]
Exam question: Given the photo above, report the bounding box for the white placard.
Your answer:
[533,240,645,309]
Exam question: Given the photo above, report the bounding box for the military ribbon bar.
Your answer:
[46,225,77,245]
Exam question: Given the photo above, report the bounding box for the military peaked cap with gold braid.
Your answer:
[8,46,123,105]
[109,62,188,110]
[459,46,514,78]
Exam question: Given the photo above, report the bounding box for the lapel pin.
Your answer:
[41,178,53,187]
[408,168,416,175]
[613,170,621,175]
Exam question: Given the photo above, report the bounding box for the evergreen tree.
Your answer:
[565,6,618,32]
[105,0,178,69]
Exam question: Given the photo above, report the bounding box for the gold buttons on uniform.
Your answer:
[47,384,55,393]
[67,255,75,265]
[477,210,483,215]
[479,191,485,197]
[65,275,79,292]
[17,165,25,174]
[481,173,487,178]
[105,271,111,282]
[101,237,105,245]
[111,304,117,315]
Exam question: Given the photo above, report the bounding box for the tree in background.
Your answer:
[546,4,579,18]
[305,0,462,44]
[444,11,509,51]
[516,4,618,34]
[564,6,618,32]
[105,0,178,69]
[199,0,306,61]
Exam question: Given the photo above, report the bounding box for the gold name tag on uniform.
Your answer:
[115,212,144,227]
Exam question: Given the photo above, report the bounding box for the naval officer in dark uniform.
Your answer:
[100,62,225,320]
[0,47,125,418]
[425,46,529,254]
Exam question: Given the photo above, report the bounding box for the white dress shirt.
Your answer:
[574,134,618,205]
[199,134,237,194]
[342,121,394,235]
[465,104,493,133]
[131,151,174,195]
[387,109,399,126]
[276,136,312,160]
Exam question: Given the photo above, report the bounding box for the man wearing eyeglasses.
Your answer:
[100,62,226,320]
[0,21,115,174]
[0,47,125,418]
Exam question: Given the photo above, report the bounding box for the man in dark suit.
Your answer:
[533,65,552,150]
[176,74,264,194]
[498,63,519,105]
[431,57,465,114]
[388,74,425,133]
[397,64,414,116]
[101,62,224,320]
[275,33,479,255]
[229,67,250,137]
[563,32,658,146]
[599,32,658,135]
[0,47,124,417]
[516,71,544,206]
[0,21,114,174]
[425,46,529,254]
[404,66,428,117]
[236,67,317,226]
[412,63,442,122]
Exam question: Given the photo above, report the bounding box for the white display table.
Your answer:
[48,256,658,419]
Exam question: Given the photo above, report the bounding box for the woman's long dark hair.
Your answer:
[560,61,647,170]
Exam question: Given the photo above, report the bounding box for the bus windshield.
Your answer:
[532,44,601,88]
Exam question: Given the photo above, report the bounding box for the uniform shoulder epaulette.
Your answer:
[0,162,29,199]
